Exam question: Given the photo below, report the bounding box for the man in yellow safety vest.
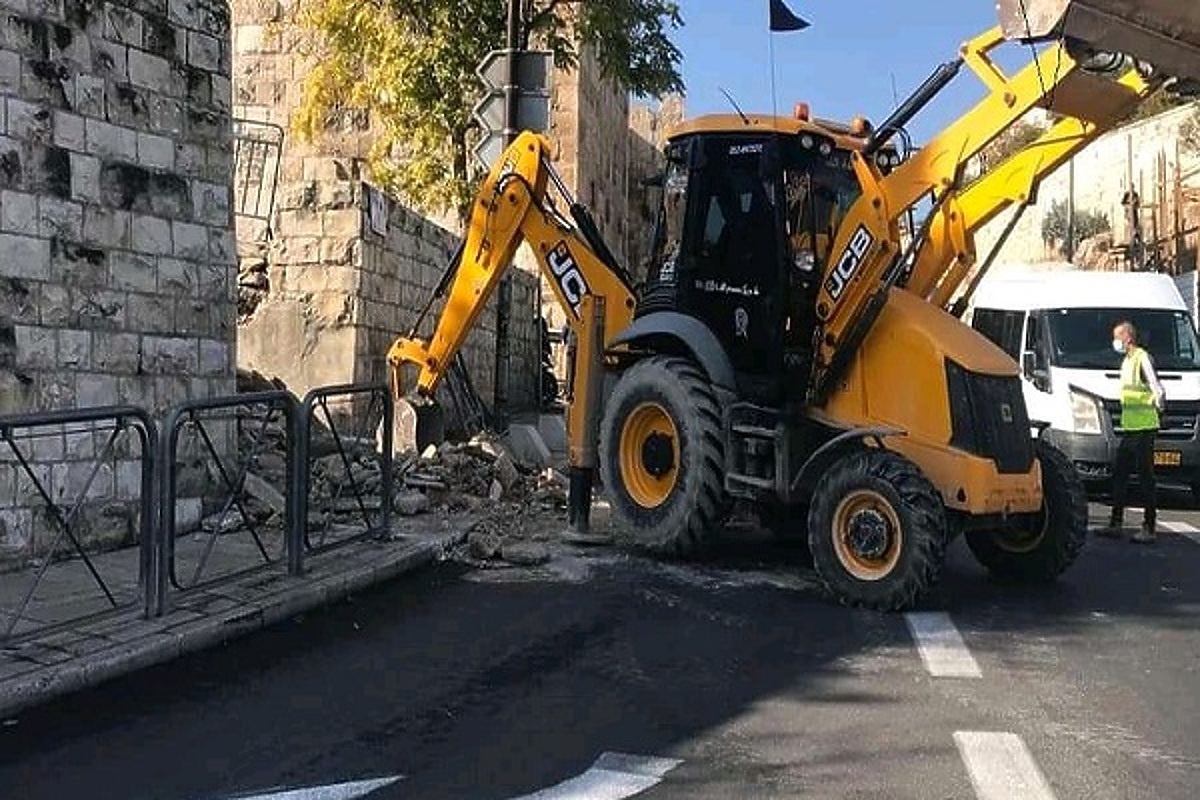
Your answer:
[1099,321,1165,543]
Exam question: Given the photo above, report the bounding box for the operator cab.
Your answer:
[639,109,899,405]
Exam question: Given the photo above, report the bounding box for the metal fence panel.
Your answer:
[0,407,156,643]
[294,384,393,574]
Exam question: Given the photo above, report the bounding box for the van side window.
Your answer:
[972,309,1023,359]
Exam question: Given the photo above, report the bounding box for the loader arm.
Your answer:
[807,25,1158,404]
[386,132,636,496]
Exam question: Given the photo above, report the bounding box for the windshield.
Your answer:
[1045,307,1200,370]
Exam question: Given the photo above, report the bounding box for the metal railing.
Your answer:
[157,391,297,613]
[294,384,393,574]
[0,407,156,643]
[0,383,404,631]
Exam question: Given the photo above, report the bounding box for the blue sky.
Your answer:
[673,0,1032,144]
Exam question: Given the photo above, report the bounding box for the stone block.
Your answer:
[91,38,128,81]
[127,48,170,91]
[132,213,172,254]
[37,196,83,240]
[56,327,90,368]
[86,119,137,162]
[172,220,207,259]
[187,30,220,71]
[69,288,125,329]
[208,226,234,263]
[0,232,50,280]
[93,331,141,373]
[141,13,176,60]
[191,180,228,225]
[83,206,132,248]
[70,152,101,202]
[1,189,38,235]
[198,339,227,376]
[14,323,54,368]
[157,256,194,295]
[52,110,86,151]
[142,335,196,374]
[137,132,174,170]
[125,291,174,333]
[7,96,51,142]
[109,250,157,292]
[0,49,18,94]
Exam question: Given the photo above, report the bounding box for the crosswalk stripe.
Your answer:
[1157,520,1200,545]
[213,776,402,800]
[509,752,682,800]
[954,731,1057,800]
[905,612,982,678]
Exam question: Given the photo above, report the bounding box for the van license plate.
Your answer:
[1154,450,1182,467]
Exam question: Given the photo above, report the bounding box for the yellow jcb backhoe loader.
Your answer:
[388,0,1200,610]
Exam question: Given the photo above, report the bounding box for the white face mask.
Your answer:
[1113,339,1127,354]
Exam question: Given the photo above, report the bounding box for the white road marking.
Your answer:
[905,612,982,678]
[509,752,682,800]
[954,731,1057,800]
[1157,520,1200,545]
[216,776,401,799]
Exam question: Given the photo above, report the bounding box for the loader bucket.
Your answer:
[997,0,1200,83]
[394,396,445,455]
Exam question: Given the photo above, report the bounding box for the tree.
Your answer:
[290,0,685,223]
[978,120,1045,172]
[1041,198,1111,254]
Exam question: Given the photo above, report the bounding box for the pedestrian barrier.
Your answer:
[0,407,156,643]
[294,384,393,574]
[0,383,404,630]
[157,391,298,613]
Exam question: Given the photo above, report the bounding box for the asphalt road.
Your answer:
[1,498,1198,800]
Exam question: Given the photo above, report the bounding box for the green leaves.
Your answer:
[291,0,685,223]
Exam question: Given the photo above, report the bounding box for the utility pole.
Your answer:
[492,0,521,430]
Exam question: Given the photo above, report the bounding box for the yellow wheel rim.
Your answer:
[832,489,903,581]
[618,401,680,509]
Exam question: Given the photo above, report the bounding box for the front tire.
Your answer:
[807,449,947,611]
[964,439,1087,582]
[599,356,728,557]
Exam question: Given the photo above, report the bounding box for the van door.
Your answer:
[1021,310,1056,426]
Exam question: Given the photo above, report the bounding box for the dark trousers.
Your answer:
[1110,429,1157,527]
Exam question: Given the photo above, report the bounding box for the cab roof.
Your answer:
[665,113,876,153]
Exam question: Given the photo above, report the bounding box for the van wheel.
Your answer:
[964,440,1087,582]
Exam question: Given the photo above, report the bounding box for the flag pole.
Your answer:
[769,27,778,120]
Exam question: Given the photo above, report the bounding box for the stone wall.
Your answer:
[0,0,237,565]
[977,102,1200,273]
[231,2,540,421]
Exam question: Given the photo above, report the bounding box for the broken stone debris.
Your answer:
[180,371,573,568]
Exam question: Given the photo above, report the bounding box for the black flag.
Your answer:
[769,0,809,31]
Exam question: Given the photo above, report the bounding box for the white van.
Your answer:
[966,268,1200,497]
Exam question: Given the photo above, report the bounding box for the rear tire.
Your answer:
[807,449,947,611]
[599,356,728,557]
[964,439,1087,582]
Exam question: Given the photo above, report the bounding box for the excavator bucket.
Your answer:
[997,0,1200,84]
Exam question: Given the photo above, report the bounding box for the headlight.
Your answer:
[1070,389,1103,435]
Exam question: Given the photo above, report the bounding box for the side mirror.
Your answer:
[1023,351,1050,391]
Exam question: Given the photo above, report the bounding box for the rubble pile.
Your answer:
[203,370,571,566]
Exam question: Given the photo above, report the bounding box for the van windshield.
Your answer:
[1046,307,1200,370]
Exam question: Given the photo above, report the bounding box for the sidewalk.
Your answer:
[0,514,475,719]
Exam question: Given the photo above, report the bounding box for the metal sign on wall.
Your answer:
[471,49,554,172]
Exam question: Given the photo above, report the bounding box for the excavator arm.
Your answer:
[386,132,637,527]
[807,23,1165,404]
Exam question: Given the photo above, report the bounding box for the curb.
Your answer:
[0,526,469,720]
